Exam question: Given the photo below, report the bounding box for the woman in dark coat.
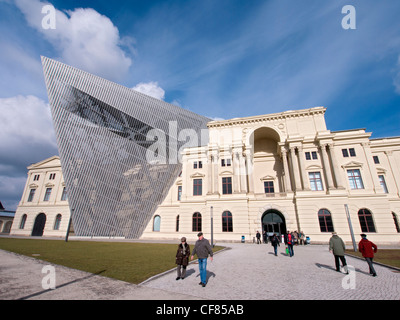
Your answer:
[176,237,190,280]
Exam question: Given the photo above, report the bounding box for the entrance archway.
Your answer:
[32,213,46,237]
[262,209,286,239]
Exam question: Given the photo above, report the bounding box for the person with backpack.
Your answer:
[285,231,294,257]
[271,233,280,256]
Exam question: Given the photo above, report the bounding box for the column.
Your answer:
[212,152,219,195]
[233,150,240,193]
[385,150,400,196]
[320,143,335,190]
[297,146,310,190]
[245,149,254,194]
[281,148,292,192]
[239,152,247,193]
[289,147,302,191]
[328,143,345,189]
[207,153,213,194]
[362,142,383,193]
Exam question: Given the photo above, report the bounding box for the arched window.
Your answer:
[176,215,180,232]
[392,212,400,233]
[318,209,334,232]
[153,215,161,232]
[192,212,202,232]
[19,214,27,229]
[358,209,376,233]
[54,214,62,230]
[222,211,233,232]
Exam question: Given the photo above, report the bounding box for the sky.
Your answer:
[1,0,400,211]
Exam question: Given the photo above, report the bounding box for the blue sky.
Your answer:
[1,0,400,210]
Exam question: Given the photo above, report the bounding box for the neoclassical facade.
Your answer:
[141,107,400,245]
[10,156,71,237]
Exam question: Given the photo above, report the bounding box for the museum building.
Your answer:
[11,107,400,245]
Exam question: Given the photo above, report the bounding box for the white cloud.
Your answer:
[132,81,165,100]
[0,95,56,147]
[14,0,132,81]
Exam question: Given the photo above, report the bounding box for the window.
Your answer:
[33,174,40,181]
[305,152,311,160]
[311,151,318,160]
[193,161,202,169]
[192,212,202,232]
[177,186,182,201]
[306,151,318,160]
[378,175,388,193]
[222,211,233,232]
[264,181,274,194]
[49,173,56,180]
[61,187,68,201]
[309,172,323,191]
[153,215,161,232]
[27,189,36,202]
[318,209,334,232]
[358,209,376,233]
[19,214,27,229]
[193,179,202,196]
[347,169,364,189]
[43,188,52,201]
[176,215,180,232]
[392,212,400,233]
[221,159,231,167]
[373,156,380,164]
[54,214,62,230]
[222,177,232,194]
[342,148,356,157]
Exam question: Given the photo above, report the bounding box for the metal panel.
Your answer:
[42,56,210,238]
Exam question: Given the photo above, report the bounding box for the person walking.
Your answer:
[285,231,294,257]
[191,232,214,287]
[329,232,348,273]
[358,234,378,277]
[256,231,261,244]
[175,237,190,280]
[271,233,280,256]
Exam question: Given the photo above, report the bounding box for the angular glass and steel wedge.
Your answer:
[42,56,210,238]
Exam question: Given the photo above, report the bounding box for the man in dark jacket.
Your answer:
[191,232,213,287]
[358,234,378,277]
[176,237,190,280]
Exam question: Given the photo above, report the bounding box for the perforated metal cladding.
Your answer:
[42,56,210,238]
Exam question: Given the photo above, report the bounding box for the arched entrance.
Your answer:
[32,213,46,237]
[262,209,286,238]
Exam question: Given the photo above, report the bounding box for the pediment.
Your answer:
[219,170,233,176]
[29,183,39,189]
[28,156,61,170]
[45,182,55,188]
[341,161,363,168]
[260,175,275,181]
[306,164,322,170]
[190,172,205,178]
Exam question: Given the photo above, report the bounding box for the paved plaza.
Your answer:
[0,242,399,300]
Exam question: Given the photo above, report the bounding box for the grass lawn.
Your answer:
[345,249,400,269]
[0,238,224,284]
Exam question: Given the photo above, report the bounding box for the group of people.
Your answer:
[175,230,379,288]
[256,230,306,257]
[329,232,378,276]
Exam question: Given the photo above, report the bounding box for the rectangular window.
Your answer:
[33,174,40,181]
[193,161,197,169]
[49,173,56,180]
[177,185,182,201]
[43,188,52,201]
[378,175,388,193]
[222,177,232,194]
[221,159,231,167]
[311,151,318,160]
[309,172,323,191]
[264,181,274,193]
[347,169,364,189]
[61,187,68,201]
[27,189,36,202]
[349,148,356,157]
[373,156,380,164]
[193,179,202,196]
[342,149,349,157]
[305,152,311,160]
